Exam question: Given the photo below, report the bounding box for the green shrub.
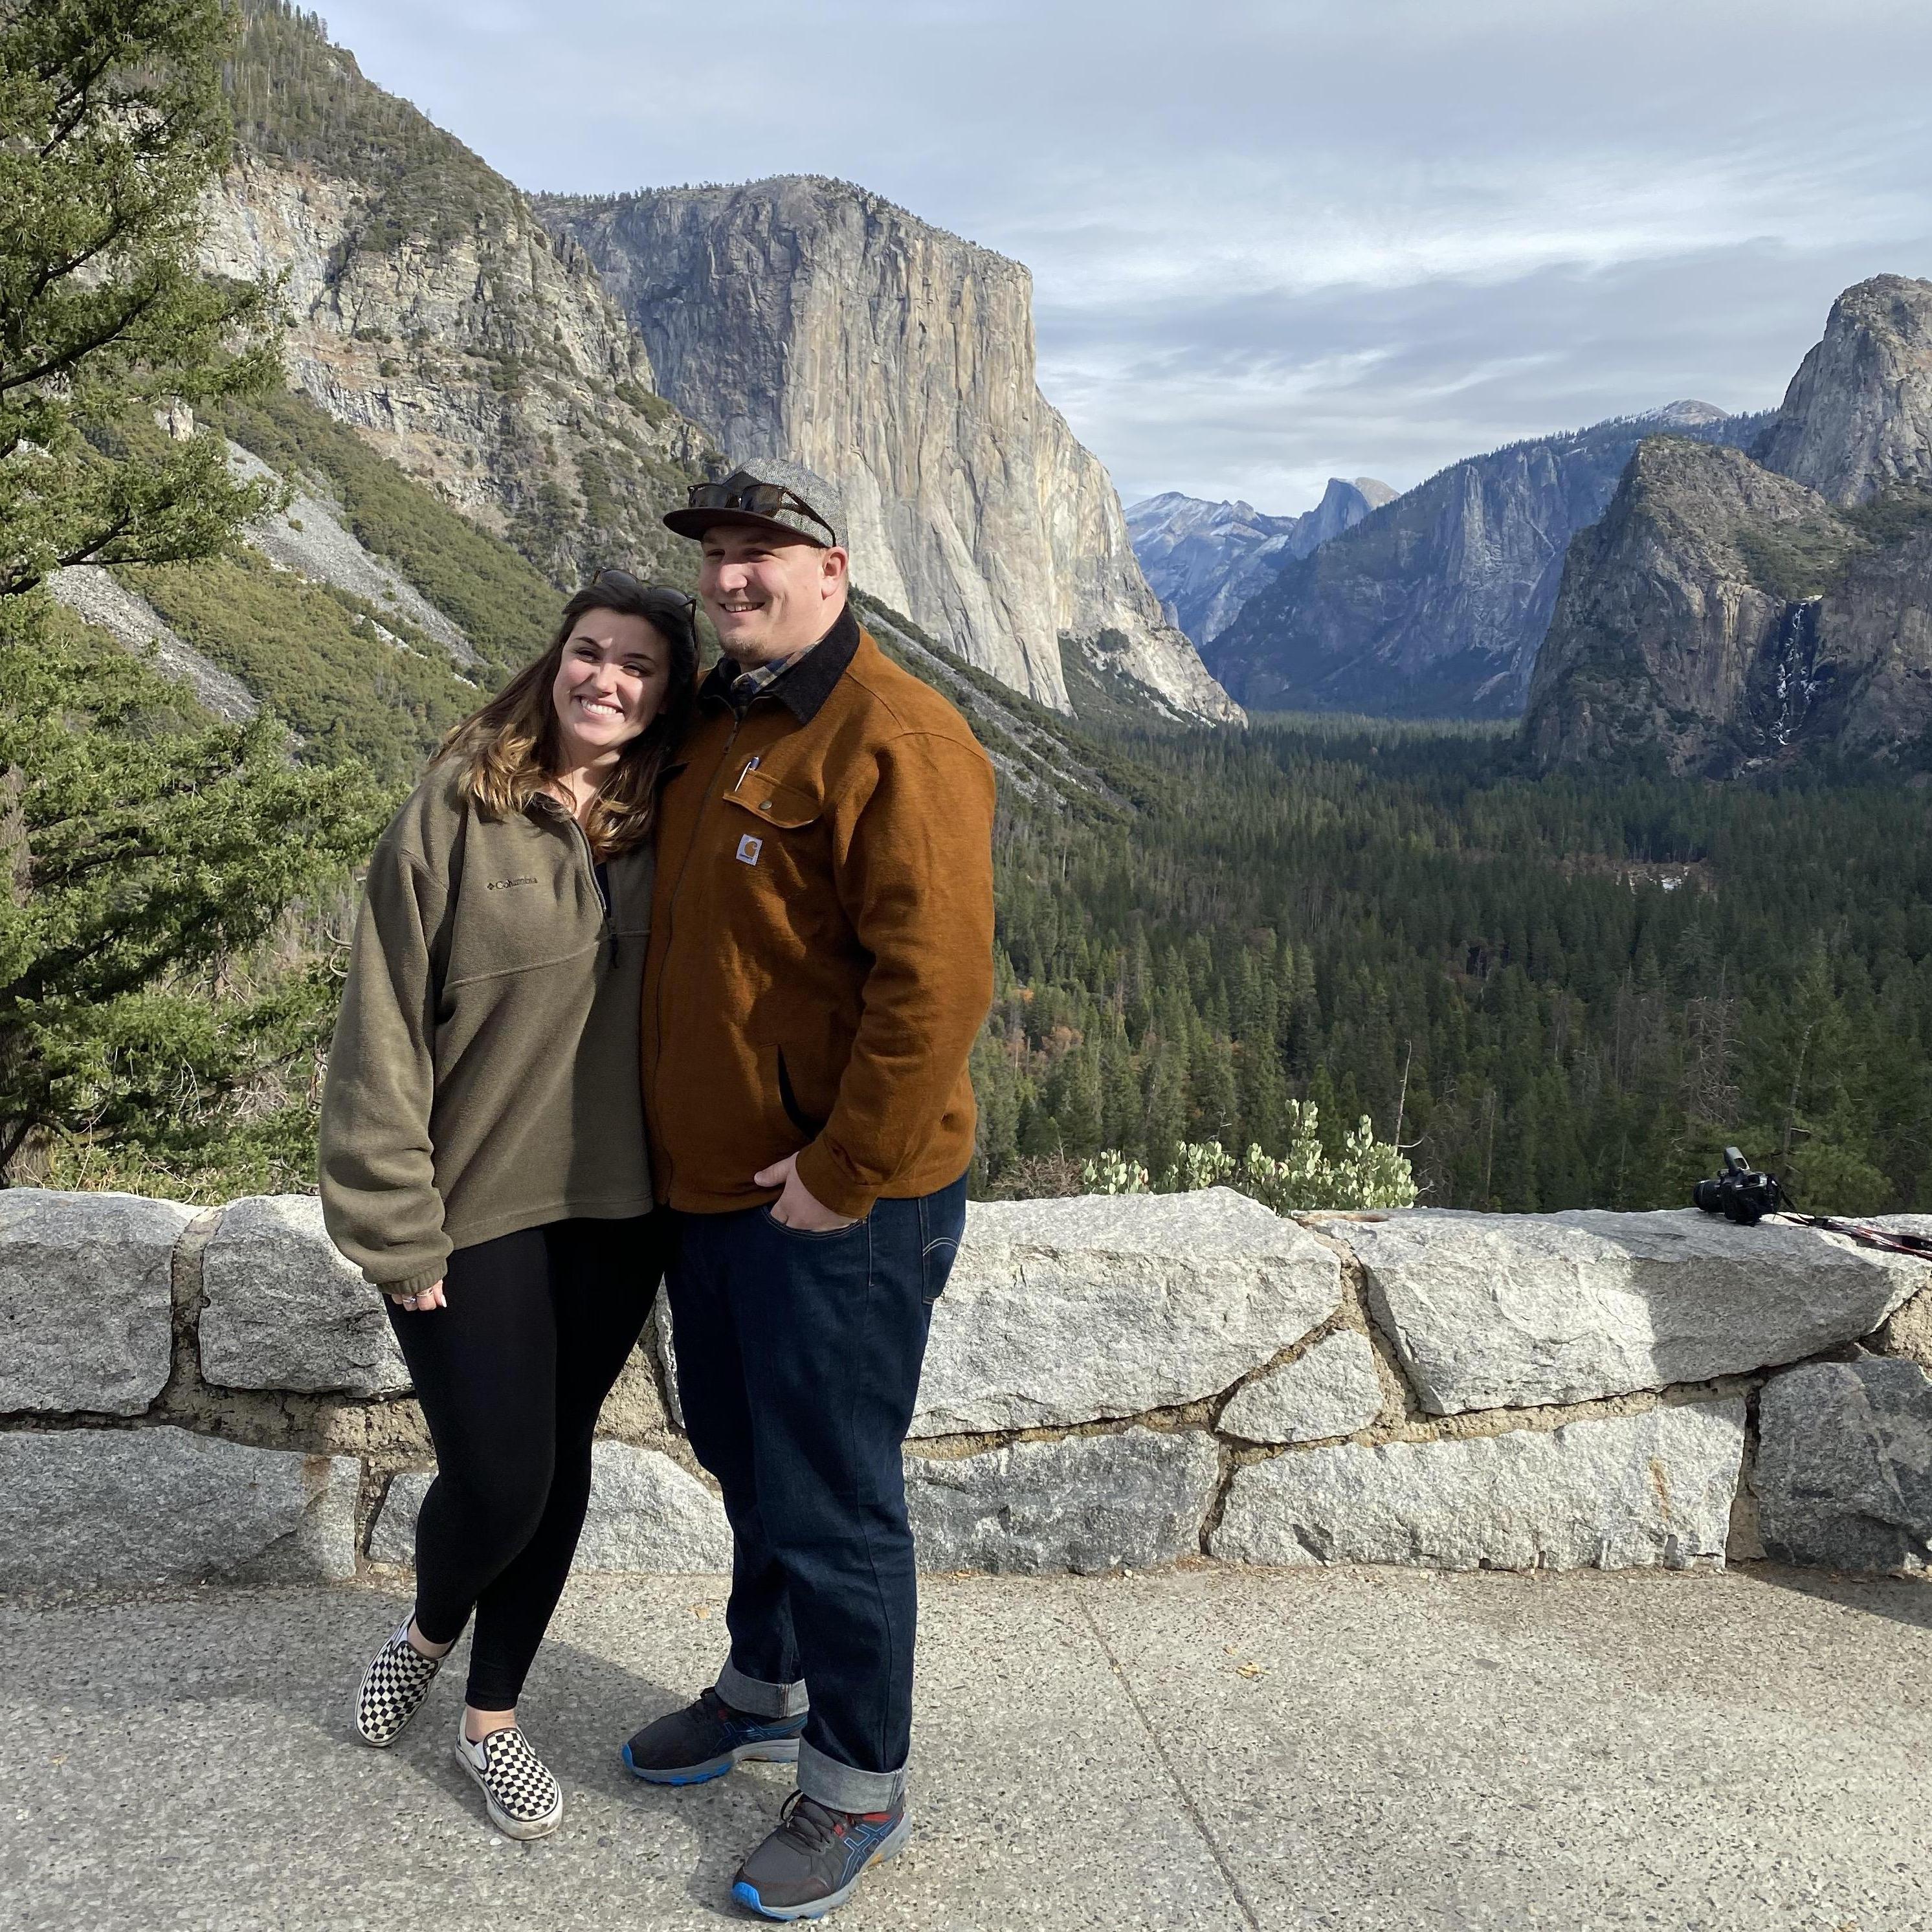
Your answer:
[128,550,474,784]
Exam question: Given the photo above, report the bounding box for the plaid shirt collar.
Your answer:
[702,605,861,725]
[726,647,809,713]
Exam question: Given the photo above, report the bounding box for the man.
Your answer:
[624,462,995,1920]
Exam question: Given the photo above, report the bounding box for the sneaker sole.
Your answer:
[731,1812,912,1921]
[454,1742,564,1841]
[622,1735,802,1786]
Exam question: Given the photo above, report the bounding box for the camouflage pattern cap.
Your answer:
[663,460,845,550]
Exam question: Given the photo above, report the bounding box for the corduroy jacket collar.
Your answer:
[698,603,862,726]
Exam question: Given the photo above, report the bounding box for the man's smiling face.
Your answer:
[699,522,849,666]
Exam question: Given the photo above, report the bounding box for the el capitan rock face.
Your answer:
[535,177,1240,724]
[1205,403,1764,720]
[1526,277,1932,777]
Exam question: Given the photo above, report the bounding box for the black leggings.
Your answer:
[384,1214,664,1709]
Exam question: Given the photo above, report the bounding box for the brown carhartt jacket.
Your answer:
[642,606,995,1218]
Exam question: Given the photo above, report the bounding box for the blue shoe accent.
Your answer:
[623,1689,807,1788]
[732,1879,775,1918]
[623,1740,733,1786]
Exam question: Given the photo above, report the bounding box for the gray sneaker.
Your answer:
[731,1791,910,1920]
[623,1687,805,1786]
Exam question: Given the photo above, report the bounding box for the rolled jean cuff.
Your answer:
[718,1659,809,1720]
[796,1738,907,1813]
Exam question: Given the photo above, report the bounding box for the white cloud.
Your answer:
[311,0,1932,511]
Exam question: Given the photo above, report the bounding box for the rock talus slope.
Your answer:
[535,176,1239,722]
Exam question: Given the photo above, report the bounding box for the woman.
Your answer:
[320,570,698,1840]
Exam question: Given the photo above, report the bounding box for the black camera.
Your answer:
[1693,1147,1785,1225]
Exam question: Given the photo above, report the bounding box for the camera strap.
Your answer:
[1773,1213,1932,1260]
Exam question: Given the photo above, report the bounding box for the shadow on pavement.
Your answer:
[1739,1560,1932,1632]
[1,1581,766,1922]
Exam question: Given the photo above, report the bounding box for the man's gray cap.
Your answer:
[663,459,845,550]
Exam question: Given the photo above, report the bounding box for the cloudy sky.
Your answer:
[315,0,1931,514]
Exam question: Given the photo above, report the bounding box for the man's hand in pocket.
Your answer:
[755,1153,858,1231]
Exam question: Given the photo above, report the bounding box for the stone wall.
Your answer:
[5,1187,1929,1601]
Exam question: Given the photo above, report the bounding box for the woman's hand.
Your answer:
[754,1153,858,1232]
[387,1280,447,1312]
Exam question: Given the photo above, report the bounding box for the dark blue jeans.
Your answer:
[665,1174,966,1811]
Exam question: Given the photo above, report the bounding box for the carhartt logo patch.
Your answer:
[736,834,764,867]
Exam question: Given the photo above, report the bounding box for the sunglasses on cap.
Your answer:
[682,478,836,542]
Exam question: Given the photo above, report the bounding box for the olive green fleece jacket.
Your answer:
[318,764,654,1297]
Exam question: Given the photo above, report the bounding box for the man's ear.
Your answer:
[821,545,850,594]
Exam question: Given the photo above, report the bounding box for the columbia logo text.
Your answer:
[485,876,539,891]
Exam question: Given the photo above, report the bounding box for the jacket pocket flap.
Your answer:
[724,775,820,829]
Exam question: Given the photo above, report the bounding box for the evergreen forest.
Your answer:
[972,718,1932,1216]
[6,1,1926,1219]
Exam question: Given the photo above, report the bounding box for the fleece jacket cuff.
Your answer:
[373,1267,445,1300]
[794,1140,880,1222]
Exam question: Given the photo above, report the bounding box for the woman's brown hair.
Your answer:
[435,573,700,857]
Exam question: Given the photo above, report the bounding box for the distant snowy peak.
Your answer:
[1203,402,1771,721]
[1127,476,1397,648]
[1634,399,1733,429]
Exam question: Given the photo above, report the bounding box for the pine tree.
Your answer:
[0,0,384,1179]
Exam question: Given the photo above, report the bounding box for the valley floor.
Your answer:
[4,1565,1928,1929]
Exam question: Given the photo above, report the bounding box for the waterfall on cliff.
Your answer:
[1765,597,1827,746]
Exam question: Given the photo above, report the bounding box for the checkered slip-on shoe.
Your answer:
[454,1723,564,1841]
[353,1618,443,1748]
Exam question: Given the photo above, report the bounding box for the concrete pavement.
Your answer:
[4,1564,1931,1930]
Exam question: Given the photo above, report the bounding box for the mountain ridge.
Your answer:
[214,0,712,595]
[534,175,1241,724]
[1204,402,1771,719]
[1127,477,1397,649]
[1526,276,1932,776]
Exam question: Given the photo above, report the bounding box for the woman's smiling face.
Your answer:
[550,606,673,764]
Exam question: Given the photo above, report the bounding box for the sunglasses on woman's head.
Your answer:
[587,569,696,616]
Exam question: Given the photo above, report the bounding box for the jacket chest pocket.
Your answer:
[445,851,586,990]
[721,772,822,878]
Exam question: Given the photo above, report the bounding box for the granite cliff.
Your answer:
[1526,277,1932,777]
[210,3,712,594]
[1127,478,1397,649]
[1755,276,1932,507]
[1205,403,1767,718]
[534,177,1240,723]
